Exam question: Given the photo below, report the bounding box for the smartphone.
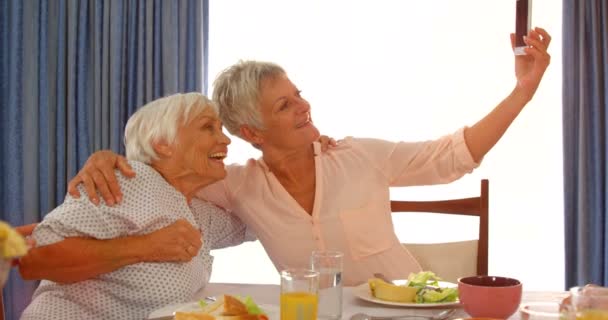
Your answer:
[514,0,532,55]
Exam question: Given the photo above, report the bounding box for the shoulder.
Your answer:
[324,136,397,155]
[80,160,181,208]
[224,160,264,183]
[118,161,173,194]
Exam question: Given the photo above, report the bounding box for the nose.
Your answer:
[295,97,311,114]
[220,130,231,145]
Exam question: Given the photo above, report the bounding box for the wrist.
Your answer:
[115,235,148,264]
[511,86,534,105]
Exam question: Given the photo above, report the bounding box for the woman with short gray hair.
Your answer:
[21,93,251,319]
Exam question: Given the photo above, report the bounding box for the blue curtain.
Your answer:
[563,0,608,289]
[0,0,208,318]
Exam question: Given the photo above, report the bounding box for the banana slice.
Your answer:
[368,278,417,303]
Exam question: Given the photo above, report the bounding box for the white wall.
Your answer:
[207,0,564,291]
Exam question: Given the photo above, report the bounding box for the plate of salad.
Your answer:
[354,271,460,307]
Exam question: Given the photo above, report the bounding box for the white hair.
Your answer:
[212,60,285,137]
[124,92,217,163]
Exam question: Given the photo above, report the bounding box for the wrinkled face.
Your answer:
[255,73,320,150]
[170,107,231,183]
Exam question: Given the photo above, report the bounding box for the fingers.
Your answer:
[91,170,115,206]
[91,151,128,205]
[512,28,551,57]
[117,156,136,178]
[175,219,202,249]
[521,28,551,69]
[68,150,132,206]
[319,135,339,152]
[67,176,82,198]
[144,219,202,263]
[79,173,100,206]
[533,27,552,47]
[525,29,547,53]
[100,165,122,205]
[185,244,197,256]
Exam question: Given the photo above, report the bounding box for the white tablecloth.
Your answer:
[148,283,568,320]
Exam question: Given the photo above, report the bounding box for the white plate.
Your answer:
[353,281,460,308]
[148,302,279,319]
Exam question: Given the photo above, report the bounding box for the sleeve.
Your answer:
[33,192,134,247]
[190,199,255,250]
[349,127,480,186]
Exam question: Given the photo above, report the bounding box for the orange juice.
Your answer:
[280,292,318,320]
[577,310,608,320]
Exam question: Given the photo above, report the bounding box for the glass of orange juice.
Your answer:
[280,268,319,320]
[567,286,608,320]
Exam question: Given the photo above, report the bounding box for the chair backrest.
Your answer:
[391,179,489,281]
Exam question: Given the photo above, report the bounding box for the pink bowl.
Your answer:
[458,276,522,319]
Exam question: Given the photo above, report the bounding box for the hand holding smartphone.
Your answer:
[514,0,532,55]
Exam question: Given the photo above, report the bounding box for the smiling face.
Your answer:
[252,73,320,150]
[168,106,231,183]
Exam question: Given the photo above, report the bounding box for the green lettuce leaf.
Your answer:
[406,271,459,304]
[242,296,265,315]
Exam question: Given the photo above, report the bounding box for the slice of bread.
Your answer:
[174,295,268,320]
[223,295,249,315]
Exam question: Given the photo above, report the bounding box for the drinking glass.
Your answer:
[311,251,343,320]
[568,286,608,320]
[280,268,319,320]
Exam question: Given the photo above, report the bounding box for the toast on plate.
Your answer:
[174,294,268,320]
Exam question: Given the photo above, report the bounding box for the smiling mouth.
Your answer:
[296,114,312,128]
[208,152,227,162]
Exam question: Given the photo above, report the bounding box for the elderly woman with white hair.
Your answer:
[20,93,250,320]
[22,27,551,286]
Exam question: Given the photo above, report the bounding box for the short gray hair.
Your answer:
[212,60,285,137]
[124,92,217,163]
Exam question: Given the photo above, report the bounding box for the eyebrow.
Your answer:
[200,116,223,126]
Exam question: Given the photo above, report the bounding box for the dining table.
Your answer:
[148,282,568,320]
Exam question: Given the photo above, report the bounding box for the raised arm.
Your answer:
[464,27,551,162]
[17,219,202,283]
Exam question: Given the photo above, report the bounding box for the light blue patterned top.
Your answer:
[21,161,253,320]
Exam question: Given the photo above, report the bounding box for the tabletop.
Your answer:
[148,283,568,320]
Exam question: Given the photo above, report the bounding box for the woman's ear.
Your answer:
[240,125,264,146]
[152,140,173,158]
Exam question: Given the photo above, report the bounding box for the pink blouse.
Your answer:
[197,128,479,286]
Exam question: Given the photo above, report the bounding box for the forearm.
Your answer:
[464,87,531,162]
[19,236,146,283]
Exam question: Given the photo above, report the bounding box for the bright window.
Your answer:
[208,0,563,290]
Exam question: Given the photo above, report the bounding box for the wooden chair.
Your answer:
[391,179,489,282]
